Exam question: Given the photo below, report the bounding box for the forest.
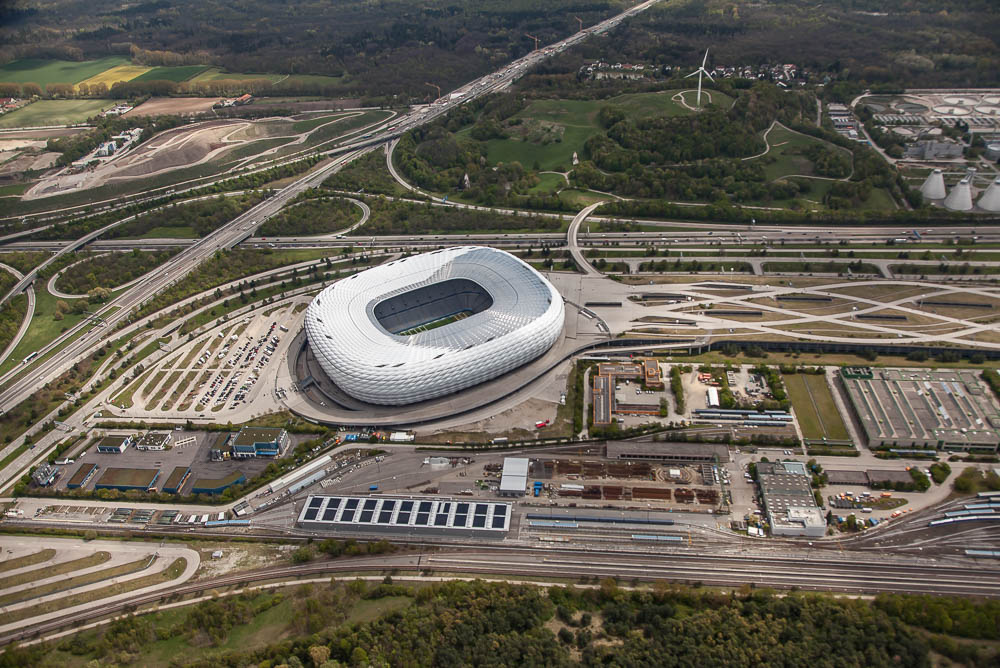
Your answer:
[55,249,178,294]
[5,578,999,667]
[0,0,621,100]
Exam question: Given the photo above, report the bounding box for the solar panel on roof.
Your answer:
[418,501,432,512]
[434,514,449,526]
[472,515,486,527]
[345,498,359,510]
[493,505,507,516]
[415,513,430,525]
[309,498,324,508]
[322,507,338,521]
[360,510,375,523]
[491,515,506,528]
[378,509,394,523]
[457,503,469,513]
[304,509,319,521]
[341,510,356,522]
[400,501,413,511]
[363,499,377,510]
[454,513,468,526]
[474,504,488,515]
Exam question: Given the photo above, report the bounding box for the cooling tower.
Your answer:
[943,178,973,211]
[919,168,946,200]
[978,177,1000,212]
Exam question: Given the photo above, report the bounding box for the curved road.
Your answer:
[0,262,35,366]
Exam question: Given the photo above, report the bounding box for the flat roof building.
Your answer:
[94,467,160,492]
[97,435,132,454]
[757,461,826,537]
[136,432,171,451]
[162,466,191,494]
[840,368,1000,453]
[499,457,529,497]
[67,463,98,489]
[229,427,289,458]
[296,495,511,537]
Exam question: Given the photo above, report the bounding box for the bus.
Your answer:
[23,351,38,365]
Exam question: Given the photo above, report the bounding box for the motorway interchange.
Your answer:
[1,0,1000,644]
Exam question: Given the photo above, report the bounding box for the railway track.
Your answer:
[3,543,1000,646]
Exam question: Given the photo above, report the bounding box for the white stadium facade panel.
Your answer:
[304,246,564,405]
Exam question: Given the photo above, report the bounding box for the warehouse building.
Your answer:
[229,427,289,458]
[840,368,1000,453]
[96,434,133,454]
[67,463,98,489]
[296,495,511,537]
[162,466,191,494]
[757,461,826,538]
[499,457,529,497]
[94,467,160,492]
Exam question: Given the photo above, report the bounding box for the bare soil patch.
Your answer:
[125,97,220,117]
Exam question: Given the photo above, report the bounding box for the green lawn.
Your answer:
[131,65,210,82]
[0,57,128,87]
[129,225,198,239]
[528,172,566,194]
[281,73,346,88]
[784,372,850,441]
[484,92,690,172]
[0,286,90,377]
[558,189,614,209]
[753,124,832,180]
[0,99,113,128]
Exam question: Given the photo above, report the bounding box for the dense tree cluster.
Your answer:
[258,197,359,237]
[56,249,179,294]
[362,197,561,236]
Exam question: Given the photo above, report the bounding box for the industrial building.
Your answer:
[499,457,529,497]
[135,432,171,451]
[840,368,1000,453]
[304,246,564,405]
[94,467,160,492]
[229,427,289,458]
[96,434,132,454]
[756,461,826,537]
[31,463,57,487]
[296,495,511,537]
[591,359,664,425]
[162,466,191,494]
[605,441,730,464]
[67,463,97,489]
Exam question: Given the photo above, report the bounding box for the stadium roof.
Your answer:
[305,246,564,405]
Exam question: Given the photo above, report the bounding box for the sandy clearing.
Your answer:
[125,97,220,117]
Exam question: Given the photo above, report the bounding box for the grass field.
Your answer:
[5,557,186,625]
[0,549,55,574]
[0,554,148,607]
[0,552,110,593]
[754,124,844,181]
[528,172,566,194]
[483,92,689,171]
[191,68,285,83]
[76,64,152,90]
[0,57,128,87]
[0,284,92,377]
[0,99,113,128]
[132,65,210,82]
[112,367,155,409]
[784,372,850,441]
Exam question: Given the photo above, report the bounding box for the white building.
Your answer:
[499,457,529,497]
[305,247,564,405]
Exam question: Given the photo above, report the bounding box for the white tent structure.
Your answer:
[943,178,974,211]
[919,168,947,200]
[978,177,1000,212]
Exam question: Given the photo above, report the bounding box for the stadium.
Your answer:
[304,246,564,405]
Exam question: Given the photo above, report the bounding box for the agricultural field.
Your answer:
[191,68,286,83]
[132,65,211,82]
[76,64,152,90]
[783,372,850,441]
[0,99,113,128]
[0,57,128,88]
[481,91,699,172]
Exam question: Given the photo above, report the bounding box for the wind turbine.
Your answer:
[685,48,713,109]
